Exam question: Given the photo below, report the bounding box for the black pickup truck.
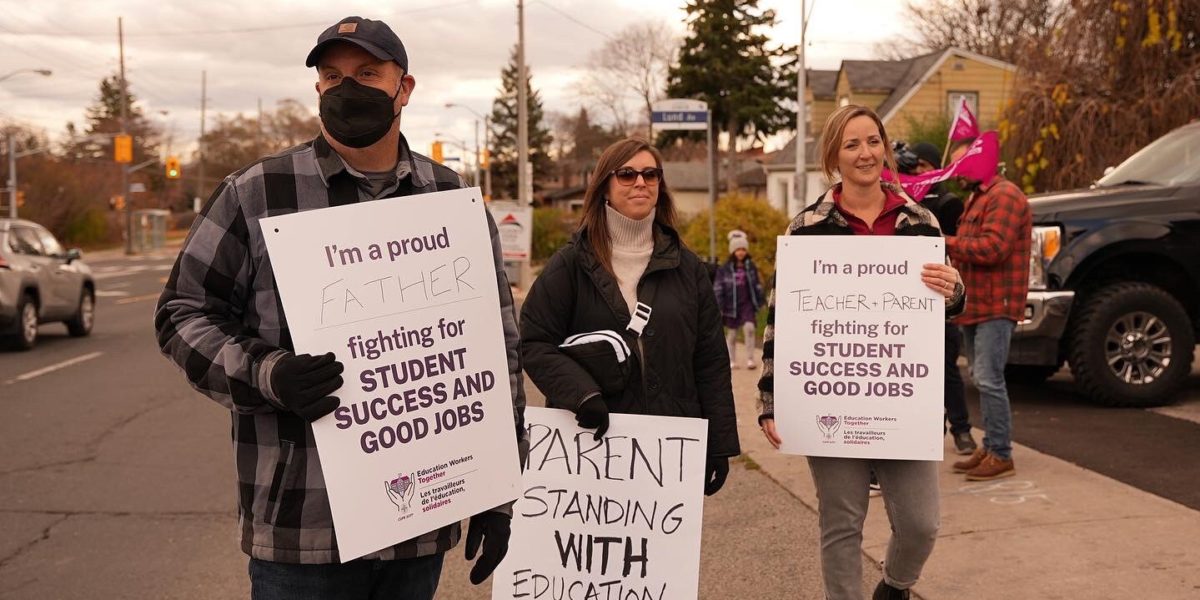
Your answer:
[1008,122,1200,407]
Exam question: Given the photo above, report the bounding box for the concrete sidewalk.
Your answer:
[729,366,1200,600]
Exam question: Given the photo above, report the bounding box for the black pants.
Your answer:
[944,323,971,434]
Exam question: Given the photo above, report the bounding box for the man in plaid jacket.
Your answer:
[945,152,1032,482]
[154,16,526,598]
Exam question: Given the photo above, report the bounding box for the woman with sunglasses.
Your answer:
[757,105,965,600]
[520,137,740,497]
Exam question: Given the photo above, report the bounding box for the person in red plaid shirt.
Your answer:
[945,138,1032,481]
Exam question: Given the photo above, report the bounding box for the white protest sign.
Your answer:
[489,201,533,261]
[492,407,708,600]
[773,236,944,460]
[261,188,521,561]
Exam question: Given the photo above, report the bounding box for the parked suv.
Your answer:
[1010,122,1200,406]
[0,219,95,350]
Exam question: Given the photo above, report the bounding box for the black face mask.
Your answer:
[319,77,402,148]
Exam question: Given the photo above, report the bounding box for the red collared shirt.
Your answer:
[946,175,1032,324]
[832,187,908,235]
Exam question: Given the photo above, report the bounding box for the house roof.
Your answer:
[841,56,921,93]
[874,51,946,117]
[764,136,820,170]
[807,69,838,100]
[663,161,765,191]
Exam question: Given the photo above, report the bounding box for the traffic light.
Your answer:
[165,155,181,179]
[15,190,25,208]
[114,134,132,163]
[480,148,489,168]
[110,195,125,211]
[431,141,444,163]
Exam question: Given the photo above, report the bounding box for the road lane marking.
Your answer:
[96,290,131,297]
[115,293,162,305]
[4,352,104,385]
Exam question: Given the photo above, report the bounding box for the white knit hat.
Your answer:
[728,229,749,254]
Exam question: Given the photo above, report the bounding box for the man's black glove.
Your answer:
[465,511,511,585]
[704,455,729,496]
[270,352,344,422]
[575,396,609,440]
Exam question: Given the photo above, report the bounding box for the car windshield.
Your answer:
[1096,125,1200,187]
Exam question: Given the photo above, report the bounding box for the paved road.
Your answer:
[3,248,1199,598]
[0,250,874,599]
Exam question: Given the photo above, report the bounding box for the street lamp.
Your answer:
[0,68,52,84]
[4,68,53,218]
[445,102,491,199]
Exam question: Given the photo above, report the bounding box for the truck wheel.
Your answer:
[1005,363,1062,385]
[1067,282,1195,407]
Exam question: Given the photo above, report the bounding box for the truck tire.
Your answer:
[1067,282,1194,407]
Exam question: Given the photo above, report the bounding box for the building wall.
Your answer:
[887,56,1018,142]
[766,170,828,217]
[810,99,838,136]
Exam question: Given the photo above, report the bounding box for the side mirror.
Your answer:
[65,248,82,263]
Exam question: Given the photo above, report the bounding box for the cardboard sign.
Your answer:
[773,236,945,460]
[262,187,521,561]
[493,407,709,599]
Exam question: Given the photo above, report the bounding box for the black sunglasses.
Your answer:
[610,166,663,186]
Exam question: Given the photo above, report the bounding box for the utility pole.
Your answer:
[197,70,206,213]
[6,135,16,219]
[517,0,530,205]
[119,17,133,254]
[256,96,263,157]
[792,0,810,217]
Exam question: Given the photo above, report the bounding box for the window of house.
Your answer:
[947,92,979,121]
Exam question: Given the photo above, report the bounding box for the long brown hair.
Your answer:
[818,104,898,186]
[578,137,678,275]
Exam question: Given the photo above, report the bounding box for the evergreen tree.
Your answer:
[667,0,797,191]
[64,74,160,167]
[489,46,553,200]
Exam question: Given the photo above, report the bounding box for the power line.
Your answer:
[0,1,479,38]
[531,0,612,40]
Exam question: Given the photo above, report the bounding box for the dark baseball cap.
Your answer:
[910,142,942,169]
[305,16,408,72]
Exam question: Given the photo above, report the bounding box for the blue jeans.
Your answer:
[249,553,444,600]
[962,319,1016,460]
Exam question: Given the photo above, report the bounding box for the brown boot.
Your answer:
[952,447,987,473]
[965,453,1016,481]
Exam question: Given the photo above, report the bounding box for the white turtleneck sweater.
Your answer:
[605,204,655,316]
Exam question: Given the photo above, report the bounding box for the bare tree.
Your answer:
[882,0,1066,62]
[575,21,677,139]
[1002,0,1200,192]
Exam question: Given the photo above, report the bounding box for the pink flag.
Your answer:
[887,131,1000,200]
[949,98,979,143]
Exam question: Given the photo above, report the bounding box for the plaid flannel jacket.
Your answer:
[947,176,1032,325]
[756,183,966,421]
[155,134,528,563]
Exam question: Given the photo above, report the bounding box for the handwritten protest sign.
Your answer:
[261,188,520,561]
[773,236,944,460]
[493,407,708,600]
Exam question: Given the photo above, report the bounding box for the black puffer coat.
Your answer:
[520,226,740,458]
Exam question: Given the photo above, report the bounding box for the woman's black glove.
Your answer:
[465,511,511,585]
[269,352,344,422]
[575,396,610,440]
[704,455,730,496]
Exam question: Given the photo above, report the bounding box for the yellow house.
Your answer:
[765,48,1019,215]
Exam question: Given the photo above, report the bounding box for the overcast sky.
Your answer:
[0,0,911,160]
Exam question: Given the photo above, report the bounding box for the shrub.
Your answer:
[681,193,789,284]
[532,206,576,263]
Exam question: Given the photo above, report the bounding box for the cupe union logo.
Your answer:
[385,472,417,515]
[816,415,841,441]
